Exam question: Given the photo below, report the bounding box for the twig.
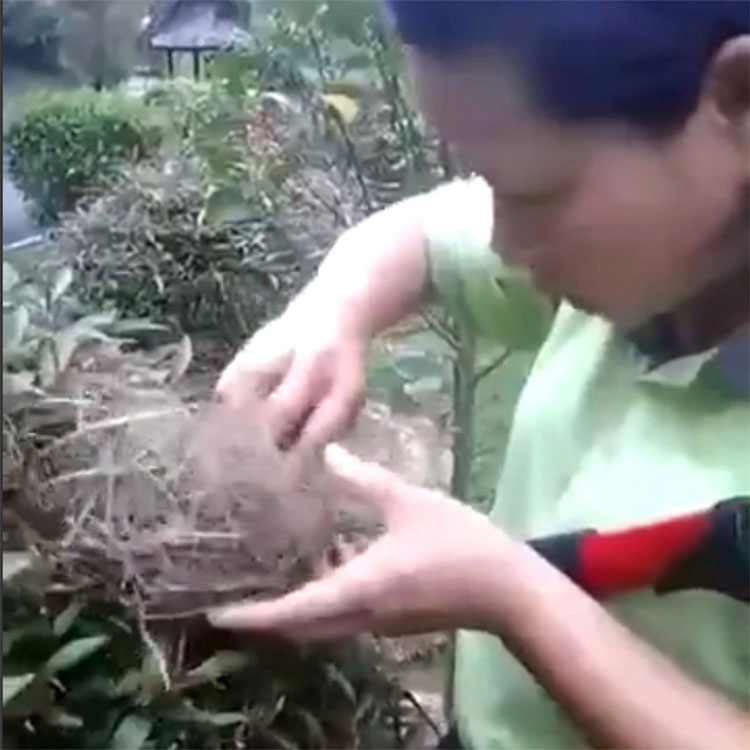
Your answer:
[329,110,373,212]
[305,181,351,227]
[131,457,181,507]
[42,466,131,489]
[472,349,512,386]
[421,310,460,350]
[62,489,100,547]
[402,688,441,740]
[174,626,187,676]
[102,442,115,533]
[136,602,171,692]
[37,408,189,460]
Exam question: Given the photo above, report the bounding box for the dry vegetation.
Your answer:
[3,331,442,749]
[2,4,488,747]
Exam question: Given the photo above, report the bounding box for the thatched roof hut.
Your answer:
[144,0,250,77]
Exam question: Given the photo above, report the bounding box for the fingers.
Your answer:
[323,444,402,521]
[215,321,366,452]
[209,552,379,640]
[297,377,364,452]
[268,358,326,449]
[216,338,291,407]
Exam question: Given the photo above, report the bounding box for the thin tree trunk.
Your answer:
[450,325,476,502]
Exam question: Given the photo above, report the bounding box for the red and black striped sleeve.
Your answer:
[527,497,749,603]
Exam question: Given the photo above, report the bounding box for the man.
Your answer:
[211,2,749,747]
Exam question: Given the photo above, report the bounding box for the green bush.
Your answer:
[60,156,305,345]
[2,589,412,750]
[5,89,163,222]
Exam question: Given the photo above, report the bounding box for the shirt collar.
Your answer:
[628,316,749,396]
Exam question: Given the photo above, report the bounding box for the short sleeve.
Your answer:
[423,177,553,350]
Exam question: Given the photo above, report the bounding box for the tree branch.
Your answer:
[421,310,460,350]
[473,348,512,386]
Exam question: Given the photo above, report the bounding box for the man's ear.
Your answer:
[703,35,750,145]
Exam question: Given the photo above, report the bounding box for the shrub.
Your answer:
[1,258,421,750]
[5,89,163,222]
[60,80,360,344]
[59,156,306,345]
[2,589,415,750]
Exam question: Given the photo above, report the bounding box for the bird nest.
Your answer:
[11,342,344,623]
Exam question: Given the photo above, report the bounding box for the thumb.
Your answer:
[324,444,402,521]
[216,328,292,403]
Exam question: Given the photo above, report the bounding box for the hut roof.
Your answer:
[147,0,249,51]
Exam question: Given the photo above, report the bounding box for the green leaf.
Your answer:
[47,708,84,729]
[3,341,40,373]
[3,619,53,657]
[12,283,45,311]
[185,650,252,685]
[53,601,85,638]
[322,93,360,125]
[165,707,247,727]
[167,334,192,383]
[109,714,152,750]
[202,186,253,226]
[114,669,143,698]
[291,707,326,747]
[51,319,114,375]
[393,352,443,383]
[127,649,168,700]
[3,674,35,706]
[74,310,118,330]
[44,635,110,675]
[38,337,58,388]
[200,712,248,727]
[3,552,35,582]
[3,371,37,396]
[3,262,20,292]
[102,319,169,336]
[3,305,30,350]
[51,329,81,375]
[50,266,74,304]
[367,356,408,395]
[262,729,299,750]
[325,663,357,704]
[404,375,444,398]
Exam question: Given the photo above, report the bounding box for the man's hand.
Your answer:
[216,194,431,451]
[216,304,367,452]
[208,448,750,749]
[209,445,510,639]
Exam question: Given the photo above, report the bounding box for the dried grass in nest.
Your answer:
[15,344,350,624]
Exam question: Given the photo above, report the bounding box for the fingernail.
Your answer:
[324,443,348,464]
[208,607,242,628]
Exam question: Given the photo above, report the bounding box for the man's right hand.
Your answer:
[216,192,431,451]
[216,300,368,452]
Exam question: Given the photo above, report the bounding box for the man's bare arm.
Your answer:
[290,193,431,337]
[209,447,749,748]
[217,194,432,447]
[489,541,750,749]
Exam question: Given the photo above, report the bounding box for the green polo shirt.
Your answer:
[424,177,750,749]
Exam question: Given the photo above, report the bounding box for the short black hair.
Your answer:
[385,0,749,135]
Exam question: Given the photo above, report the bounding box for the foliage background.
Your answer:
[3,2,545,747]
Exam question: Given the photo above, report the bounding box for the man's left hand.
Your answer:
[209,445,510,640]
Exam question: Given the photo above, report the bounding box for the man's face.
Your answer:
[408,49,747,329]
